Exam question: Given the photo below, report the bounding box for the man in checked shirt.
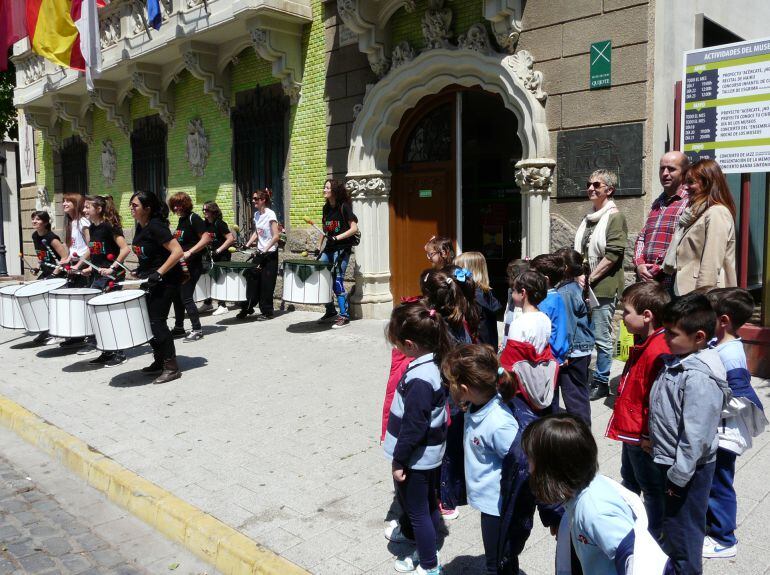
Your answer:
[634,151,690,290]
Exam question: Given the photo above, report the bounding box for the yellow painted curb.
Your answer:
[0,396,308,575]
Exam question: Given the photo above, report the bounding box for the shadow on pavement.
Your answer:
[36,345,87,359]
[108,356,207,387]
[285,320,331,334]
[61,346,148,373]
[8,337,43,349]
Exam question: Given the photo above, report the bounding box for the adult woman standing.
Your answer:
[663,158,737,295]
[200,201,236,316]
[317,179,359,329]
[237,188,280,320]
[168,192,212,342]
[574,169,628,401]
[130,191,184,384]
[60,193,90,288]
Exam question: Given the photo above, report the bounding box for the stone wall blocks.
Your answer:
[543,43,647,95]
[517,24,562,62]
[521,0,601,31]
[603,0,648,12]
[562,5,648,56]
[561,82,646,128]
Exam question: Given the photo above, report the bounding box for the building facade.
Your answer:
[11,0,770,336]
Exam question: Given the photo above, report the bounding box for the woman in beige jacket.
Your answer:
[663,158,737,295]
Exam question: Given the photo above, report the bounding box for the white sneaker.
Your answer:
[384,519,414,544]
[394,551,419,573]
[197,302,215,314]
[212,305,229,316]
[416,565,442,575]
[703,535,737,558]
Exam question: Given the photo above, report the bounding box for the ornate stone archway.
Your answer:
[346,46,556,319]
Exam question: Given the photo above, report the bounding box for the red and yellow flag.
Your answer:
[26,0,85,70]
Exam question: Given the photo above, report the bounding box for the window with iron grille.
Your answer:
[60,135,88,195]
[131,115,168,200]
[232,84,289,229]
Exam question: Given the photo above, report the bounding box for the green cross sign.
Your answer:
[590,40,612,89]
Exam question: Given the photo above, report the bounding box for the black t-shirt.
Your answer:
[206,218,231,262]
[133,218,180,282]
[322,202,358,250]
[174,213,207,264]
[32,230,61,275]
[88,221,122,268]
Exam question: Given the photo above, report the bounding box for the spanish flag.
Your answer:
[26,0,101,87]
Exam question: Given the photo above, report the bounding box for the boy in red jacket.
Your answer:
[606,281,671,540]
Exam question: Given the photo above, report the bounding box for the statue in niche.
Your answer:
[421,0,453,50]
[186,118,209,177]
[101,139,117,187]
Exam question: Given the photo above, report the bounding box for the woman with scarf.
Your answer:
[663,158,736,295]
[574,169,628,401]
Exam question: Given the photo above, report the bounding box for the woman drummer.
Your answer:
[130,191,184,384]
[200,201,236,316]
[316,179,359,329]
[168,192,212,342]
[83,195,131,366]
[29,211,69,345]
[237,188,280,320]
[59,193,91,288]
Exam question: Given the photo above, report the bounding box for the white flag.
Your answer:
[76,0,102,90]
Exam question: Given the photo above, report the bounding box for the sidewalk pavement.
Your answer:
[1,310,769,574]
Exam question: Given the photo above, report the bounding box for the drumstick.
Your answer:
[19,252,41,270]
[106,253,134,274]
[76,257,116,280]
[302,216,326,236]
[114,279,148,287]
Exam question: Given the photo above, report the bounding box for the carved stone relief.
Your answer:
[504,50,547,102]
[346,177,390,199]
[185,118,209,177]
[390,42,414,70]
[20,56,45,86]
[100,13,121,49]
[101,139,117,187]
[458,23,492,55]
[421,0,453,50]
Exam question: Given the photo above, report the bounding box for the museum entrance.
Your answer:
[389,88,522,305]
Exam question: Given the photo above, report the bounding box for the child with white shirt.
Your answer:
[506,270,551,352]
[441,344,519,575]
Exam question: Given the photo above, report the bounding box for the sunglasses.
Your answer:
[586,181,606,189]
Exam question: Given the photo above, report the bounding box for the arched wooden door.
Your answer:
[389,92,457,303]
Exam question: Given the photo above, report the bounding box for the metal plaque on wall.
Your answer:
[556,123,644,198]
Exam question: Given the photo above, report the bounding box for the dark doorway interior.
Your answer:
[131,115,168,200]
[461,91,523,307]
[60,135,88,196]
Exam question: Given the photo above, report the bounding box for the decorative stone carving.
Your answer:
[337,0,357,23]
[88,81,131,136]
[19,56,45,86]
[370,57,390,77]
[346,177,390,199]
[421,0,453,50]
[100,13,121,49]
[458,23,492,55]
[161,0,174,19]
[24,109,61,151]
[187,0,205,8]
[52,96,93,143]
[185,119,209,177]
[181,43,230,113]
[515,158,555,258]
[494,23,520,54]
[505,50,547,103]
[101,139,117,187]
[249,20,304,104]
[390,41,415,70]
[131,3,144,36]
[36,186,52,213]
[403,0,416,12]
[515,162,553,193]
[131,64,175,126]
[352,104,363,119]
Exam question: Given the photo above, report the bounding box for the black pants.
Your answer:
[242,251,278,316]
[147,282,177,361]
[394,468,441,570]
[480,512,502,575]
[173,262,202,331]
[556,355,592,425]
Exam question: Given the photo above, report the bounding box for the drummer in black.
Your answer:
[31,210,68,279]
[168,192,212,342]
[130,191,184,384]
[200,201,236,315]
[29,211,69,345]
[83,195,132,366]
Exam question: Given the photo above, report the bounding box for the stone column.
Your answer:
[346,175,394,319]
[515,158,556,258]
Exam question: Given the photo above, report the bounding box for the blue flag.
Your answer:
[147,0,162,31]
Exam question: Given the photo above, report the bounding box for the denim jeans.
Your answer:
[706,448,738,547]
[621,443,666,540]
[319,248,350,318]
[591,297,616,386]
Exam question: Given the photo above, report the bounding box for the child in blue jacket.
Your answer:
[530,254,570,364]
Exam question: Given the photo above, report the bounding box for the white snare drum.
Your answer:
[87,290,152,351]
[194,272,212,303]
[0,283,25,329]
[211,262,255,302]
[14,278,67,333]
[282,259,333,305]
[48,288,101,338]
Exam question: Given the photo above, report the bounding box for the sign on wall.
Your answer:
[590,40,612,89]
[556,123,644,198]
[682,36,770,173]
[17,111,37,186]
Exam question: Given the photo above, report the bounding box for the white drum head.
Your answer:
[88,289,146,306]
[15,278,67,297]
[51,288,101,297]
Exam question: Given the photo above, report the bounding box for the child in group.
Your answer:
[554,248,595,425]
[529,254,570,364]
[454,252,501,348]
[382,238,455,443]
[60,192,91,288]
[523,414,669,575]
[702,288,767,559]
[82,195,131,366]
[29,211,69,345]
[501,259,529,349]
[648,294,731,575]
[499,271,558,414]
[383,301,452,575]
[605,281,671,540]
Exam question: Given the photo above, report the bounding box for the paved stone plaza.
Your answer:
[0,310,768,574]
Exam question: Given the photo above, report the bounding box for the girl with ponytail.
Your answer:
[441,344,519,575]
